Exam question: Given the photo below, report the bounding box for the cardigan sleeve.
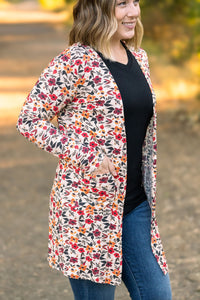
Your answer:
[16,50,104,174]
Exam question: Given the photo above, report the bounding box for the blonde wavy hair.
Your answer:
[69,0,144,59]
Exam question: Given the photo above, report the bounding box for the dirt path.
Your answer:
[0,3,200,299]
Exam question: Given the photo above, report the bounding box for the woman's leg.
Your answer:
[68,277,116,300]
[122,200,172,300]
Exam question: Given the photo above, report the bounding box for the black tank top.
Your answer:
[97,44,153,216]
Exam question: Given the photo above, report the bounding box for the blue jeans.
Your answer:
[69,201,172,300]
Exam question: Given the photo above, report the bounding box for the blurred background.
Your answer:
[0,0,200,299]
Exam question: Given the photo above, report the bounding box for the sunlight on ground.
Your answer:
[0,77,37,126]
[0,77,37,92]
[0,9,69,24]
[0,92,26,126]
[0,0,71,24]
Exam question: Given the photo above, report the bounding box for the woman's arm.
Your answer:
[16,50,104,173]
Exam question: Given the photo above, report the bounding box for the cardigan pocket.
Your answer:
[82,172,115,189]
[80,171,116,207]
[75,142,105,176]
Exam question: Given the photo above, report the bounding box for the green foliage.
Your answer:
[39,0,67,11]
[140,0,200,63]
[38,0,75,11]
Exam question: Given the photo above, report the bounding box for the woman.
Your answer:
[17,0,172,299]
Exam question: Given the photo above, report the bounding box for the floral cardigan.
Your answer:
[17,42,168,285]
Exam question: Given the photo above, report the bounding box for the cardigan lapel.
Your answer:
[82,42,156,108]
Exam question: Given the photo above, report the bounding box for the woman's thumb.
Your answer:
[108,159,117,177]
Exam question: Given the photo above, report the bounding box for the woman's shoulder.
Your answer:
[128,47,149,66]
[129,46,148,58]
[45,43,95,71]
[58,42,94,61]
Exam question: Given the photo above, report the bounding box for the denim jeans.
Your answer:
[69,200,172,300]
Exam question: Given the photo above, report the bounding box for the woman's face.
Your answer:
[113,0,140,42]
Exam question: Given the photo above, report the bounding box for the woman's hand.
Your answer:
[92,156,117,177]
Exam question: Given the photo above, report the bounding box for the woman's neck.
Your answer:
[110,39,128,64]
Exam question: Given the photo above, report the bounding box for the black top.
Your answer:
[98,44,153,216]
